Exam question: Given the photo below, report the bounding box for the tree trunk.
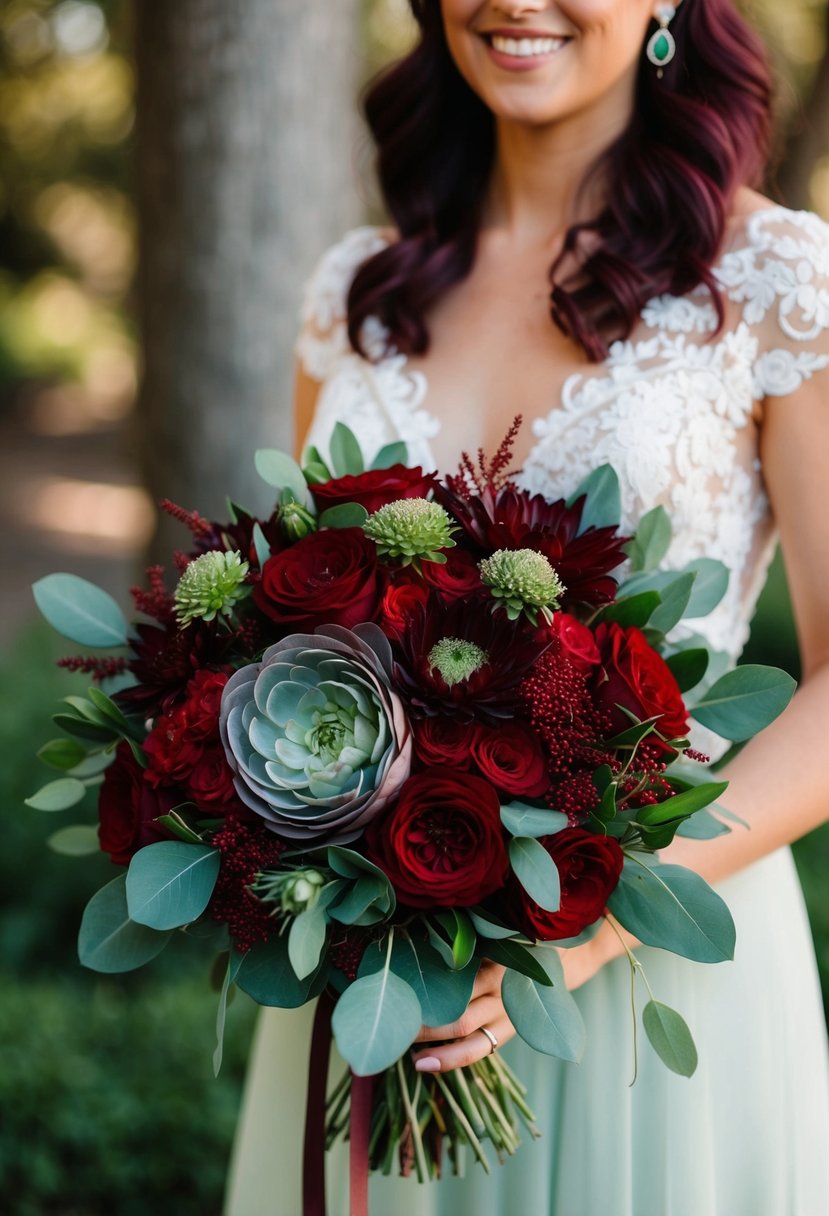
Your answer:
[134,0,364,556]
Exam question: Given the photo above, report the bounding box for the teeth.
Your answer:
[490,34,564,57]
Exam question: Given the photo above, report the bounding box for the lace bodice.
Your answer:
[295,206,829,665]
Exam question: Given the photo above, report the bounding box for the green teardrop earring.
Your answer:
[646,4,677,79]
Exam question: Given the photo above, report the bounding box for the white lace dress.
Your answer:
[224,206,829,1216]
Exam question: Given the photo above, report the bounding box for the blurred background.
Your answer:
[1,1,828,1211]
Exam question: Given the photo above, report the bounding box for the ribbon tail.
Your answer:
[349,1071,375,1216]
[303,990,335,1216]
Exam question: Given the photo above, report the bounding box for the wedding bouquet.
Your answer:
[29,419,794,1203]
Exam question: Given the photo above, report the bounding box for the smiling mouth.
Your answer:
[479,32,572,60]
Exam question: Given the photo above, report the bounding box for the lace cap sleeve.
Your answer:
[293,224,392,382]
[716,206,829,399]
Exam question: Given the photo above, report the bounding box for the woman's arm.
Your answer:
[412,374,829,1071]
[291,354,322,462]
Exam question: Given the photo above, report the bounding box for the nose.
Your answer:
[492,1,547,12]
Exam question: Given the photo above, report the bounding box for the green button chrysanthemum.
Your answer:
[363,498,456,567]
[174,550,249,626]
[478,548,565,625]
[428,638,489,687]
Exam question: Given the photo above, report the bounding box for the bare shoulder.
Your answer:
[376,223,400,244]
[730,185,779,221]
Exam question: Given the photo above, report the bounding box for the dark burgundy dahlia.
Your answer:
[391,594,550,722]
[436,485,629,608]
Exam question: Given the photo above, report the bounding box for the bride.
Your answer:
[225,2,829,1212]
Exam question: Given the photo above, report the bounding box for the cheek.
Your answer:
[559,0,655,75]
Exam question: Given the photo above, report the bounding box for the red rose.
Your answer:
[144,706,205,786]
[380,582,430,642]
[98,742,177,865]
[186,745,239,809]
[421,549,483,602]
[183,670,229,741]
[311,465,439,515]
[412,717,479,770]
[471,722,549,798]
[365,769,508,907]
[253,527,380,630]
[507,828,623,940]
[550,613,600,674]
[594,622,689,746]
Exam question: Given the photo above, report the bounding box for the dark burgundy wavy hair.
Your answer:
[347,0,773,362]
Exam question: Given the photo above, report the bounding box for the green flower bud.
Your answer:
[174,550,249,626]
[428,637,489,687]
[478,548,565,625]
[252,867,328,915]
[279,500,317,542]
[363,498,457,567]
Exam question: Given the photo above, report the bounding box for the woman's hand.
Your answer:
[410,928,625,1074]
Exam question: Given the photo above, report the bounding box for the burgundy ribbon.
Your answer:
[303,990,334,1216]
[303,991,375,1216]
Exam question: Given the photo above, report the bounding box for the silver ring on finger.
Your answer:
[479,1024,498,1054]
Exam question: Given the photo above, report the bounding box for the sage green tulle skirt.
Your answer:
[223,847,829,1216]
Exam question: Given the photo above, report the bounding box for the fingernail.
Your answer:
[414,1056,441,1072]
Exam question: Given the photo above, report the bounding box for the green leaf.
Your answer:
[568,465,621,532]
[665,648,709,693]
[370,441,409,470]
[318,503,370,529]
[251,522,272,568]
[509,837,561,912]
[329,422,365,478]
[360,935,478,1027]
[636,780,729,827]
[155,812,205,846]
[468,909,517,939]
[68,751,114,779]
[125,841,220,930]
[37,738,88,771]
[680,558,729,618]
[25,777,87,812]
[626,506,672,572]
[254,449,309,502]
[234,932,326,1007]
[85,686,139,739]
[500,802,567,838]
[213,951,244,1077]
[676,808,731,839]
[597,591,661,630]
[642,1000,698,1077]
[690,665,796,741]
[607,858,735,963]
[47,824,100,856]
[51,712,115,742]
[433,909,476,970]
[302,461,332,486]
[603,714,662,749]
[332,954,422,1075]
[288,904,328,981]
[648,572,696,635]
[501,948,586,1062]
[480,939,554,986]
[78,875,173,974]
[33,573,129,648]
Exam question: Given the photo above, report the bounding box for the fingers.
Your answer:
[470,959,505,1000]
[411,1015,515,1072]
[412,994,504,1043]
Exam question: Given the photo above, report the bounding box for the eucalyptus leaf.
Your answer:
[567,464,621,532]
[500,802,568,838]
[360,934,478,1027]
[648,572,696,635]
[607,858,735,963]
[37,737,88,772]
[68,751,115,779]
[690,665,796,741]
[502,948,586,1062]
[327,876,390,926]
[254,449,310,503]
[213,951,244,1077]
[251,522,272,569]
[679,558,729,618]
[626,506,672,572]
[468,909,518,939]
[370,441,409,470]
[480,938,554,986]
[329,422,365,478]
[78,875,173,974]
[642,1000,698,1077]
[302,461,332,486]
[596,591,661,630]
[25,777,87,812]
[509,837,561,912]
[126,842,220,930]
[318,503,370,530]
[234,931,326,1007]
[288,904,328,980]
[33,573,129,648]
[665,648,709,693]
[676,808,731,839]
[331,959,421,1075]
[47,824,101,856]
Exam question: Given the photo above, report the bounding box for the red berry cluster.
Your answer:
[210,816,286,953]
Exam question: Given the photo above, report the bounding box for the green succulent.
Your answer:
[363,498,457,567]
[174,550,249,626]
